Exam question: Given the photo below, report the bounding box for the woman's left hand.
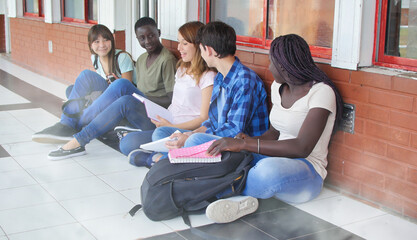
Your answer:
[151,116,172,127]
[206,137,244,156]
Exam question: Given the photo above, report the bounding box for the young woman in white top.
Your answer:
[120,21,216,167]
[204,34,344,223]
[32,24,135,143]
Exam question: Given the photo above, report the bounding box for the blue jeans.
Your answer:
[119,130,154,156]
[62,72,143,131]
[174,132,324,204]
[74,94,155,147]
[151,126,191,141]
[61,70,109,130]
[242,156,323,204]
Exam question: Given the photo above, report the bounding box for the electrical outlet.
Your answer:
[48,40,53,53]
[340,103,355,134]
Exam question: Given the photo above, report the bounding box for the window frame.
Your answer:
[205,0,333,59]
[61,0,97,24]
[23,0,44,18]
[374,0,417,71]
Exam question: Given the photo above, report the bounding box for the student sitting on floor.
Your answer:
[132,21,269,166]
[203,34,344,224]
[32,24,137,143]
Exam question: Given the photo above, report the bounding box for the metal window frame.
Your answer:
[373,0,417,71]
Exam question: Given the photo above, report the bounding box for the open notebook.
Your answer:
[168,140,221,164]
[132,93,173,123]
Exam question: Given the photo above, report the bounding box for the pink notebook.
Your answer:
[168,140,221,164]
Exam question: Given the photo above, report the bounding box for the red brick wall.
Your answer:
[0,15,6,52]
[163,38,417,220]
[9,18,125,84]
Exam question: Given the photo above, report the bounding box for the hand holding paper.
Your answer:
[132,93,173,123]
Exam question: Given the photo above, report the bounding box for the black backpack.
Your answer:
[129,151,253,222]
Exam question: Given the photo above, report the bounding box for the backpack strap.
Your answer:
[93,55,99,71]
[114,51,135,77]
[182,212,232,240]
[62,91,103,118]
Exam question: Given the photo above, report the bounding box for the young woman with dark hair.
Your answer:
[204,34,344,224]
[32,24,136,143]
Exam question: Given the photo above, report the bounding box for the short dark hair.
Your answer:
[134,17,157,31]
[196,21,236,58]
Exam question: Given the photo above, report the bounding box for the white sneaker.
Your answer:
[206,196,258,223]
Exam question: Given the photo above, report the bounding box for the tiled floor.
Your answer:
[0,55,417,239]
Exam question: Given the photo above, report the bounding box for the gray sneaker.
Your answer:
[48,146,86,160]
[32,122,77,144]
[205,196,258,223]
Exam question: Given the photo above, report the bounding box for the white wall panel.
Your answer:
[331,0,363,70]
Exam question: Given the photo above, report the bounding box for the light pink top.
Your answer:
[168,67,215,124]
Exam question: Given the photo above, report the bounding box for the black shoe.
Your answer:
[48,146,86,160]
[114,126,142,141]
[32,123,77,144]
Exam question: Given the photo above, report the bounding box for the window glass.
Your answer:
[268,0,334,48]
[385,0,417,60]
[210,0,264,38]
[64,0,85,20]
[88,0,98,21]
[25,0,39,14]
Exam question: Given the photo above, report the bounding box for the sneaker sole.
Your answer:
[32,134,73,144]
[206,197,258,223]
[48,150,86,161]
[114,126,142,132]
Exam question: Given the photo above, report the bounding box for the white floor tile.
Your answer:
[60,192,134,221]
[41,176,114,201]
[119,188,141,204]
[13,152,74,169]
[295,195,387,226]
[2,142,58,157]
[0,117,33,136]
[98,168,148,191]
[0,157,22,172]
[0,132,33,145]
[8,108,60,133]
[162,213,213,231]
[0,227,5,236]
[0,202,75,234]
[0,86,30,106]
[0,185,55,211]
[77,155,135,175]
[81,213,173,240]
[0,57,68,100]
[8,223,95,240]
[0,170,37,190]
[26,163,93,183]
[343,214,417,240]
[0,236,6,240]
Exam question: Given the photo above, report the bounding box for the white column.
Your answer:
[331,0,363,70]
[44,0,61,24]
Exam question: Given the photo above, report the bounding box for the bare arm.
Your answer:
[207,108,330,157]
[152,86,213,130]
[121,71,133,82]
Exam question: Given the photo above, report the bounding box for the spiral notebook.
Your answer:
[168,140,221,164]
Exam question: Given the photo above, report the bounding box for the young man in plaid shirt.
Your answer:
[150,21,269,151]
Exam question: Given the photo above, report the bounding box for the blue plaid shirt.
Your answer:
[202,57,269,137]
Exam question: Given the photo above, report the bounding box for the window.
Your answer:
[24,0,44,17]
[375,0,417,71]
[62,0,97,24]
[208,0,335,58]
